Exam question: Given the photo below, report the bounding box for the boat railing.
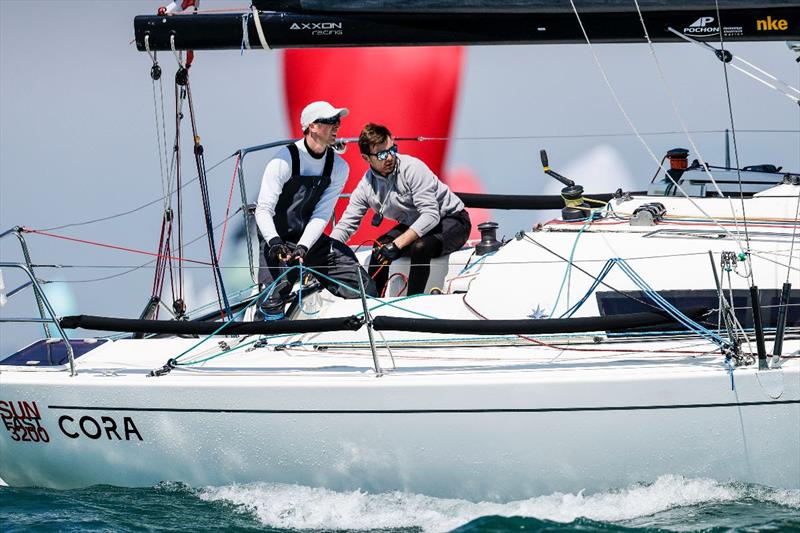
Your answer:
[0,260,76,376]
[235,138,359,283]
[1,226,52,339]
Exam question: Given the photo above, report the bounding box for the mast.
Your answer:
[134,1,800,51]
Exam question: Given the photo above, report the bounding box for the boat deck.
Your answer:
[4,332,796,380]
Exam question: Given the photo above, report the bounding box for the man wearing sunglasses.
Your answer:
[254,101,376,320]
[331,123,471,296]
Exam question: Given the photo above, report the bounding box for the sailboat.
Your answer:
[0,1,798,500]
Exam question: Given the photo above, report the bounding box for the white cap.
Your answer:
[300,101,349,130]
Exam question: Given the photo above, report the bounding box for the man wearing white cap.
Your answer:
[254,101,376,319]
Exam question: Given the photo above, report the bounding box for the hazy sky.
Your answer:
[1,1,798,354]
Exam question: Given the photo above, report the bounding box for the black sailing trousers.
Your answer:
[257,233,377,316]
[369,210,471,296]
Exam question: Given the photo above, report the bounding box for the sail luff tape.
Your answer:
[251,6,269,50]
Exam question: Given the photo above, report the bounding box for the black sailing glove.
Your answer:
[267,237,292,262]
[292,244,309,264]
[375,242,401,265]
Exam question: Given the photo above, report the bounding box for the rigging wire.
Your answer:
[146,43,178,319]
[391,129,799,142]
[567,0,663,170]
[32,128,792,234]
[665,28,800,104]
[788,55,800,283]
[173,54,187,315]
[217,152,241,261]
[569,1,747,253]
[41,206,243,285]
[629,0,750,256]
[184,77,232,319]
[713,0,753,285]
[145,36,168,199]
[36,154,234,232]
[21,228,211,265]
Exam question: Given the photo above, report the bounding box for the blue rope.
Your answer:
[458,250,496,275]
[552,256,730,349]
[560,259,616,318]
[171,263,439,363]
[172,265,301,362]
[300,265,439,319]
[613,259,729,348]
[724,358,736,390]
[549,217,593,317]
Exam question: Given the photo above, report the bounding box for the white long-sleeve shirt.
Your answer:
[254,140,349,249]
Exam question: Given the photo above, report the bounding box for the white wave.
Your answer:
[197,475,799,532]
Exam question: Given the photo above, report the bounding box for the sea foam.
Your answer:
[197,475,800,532]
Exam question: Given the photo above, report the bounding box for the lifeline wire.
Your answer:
[169,265,438,366]
[44,206,243,284]
[37,153,235,232]
[391,129,798,142]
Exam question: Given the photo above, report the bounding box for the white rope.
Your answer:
[251,6,269,50]
[144,34,157,65]
[241,13,252,50]
[144,34,169,206]
[567,1,663,170]
[169,34,184,68]
[629,1,749,255]
[569,0,746,251]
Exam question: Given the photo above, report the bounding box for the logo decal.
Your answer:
[0,400,50,443]
[58,414,143,441]
[689,16,715,28]
[289,21,343,36]
[756,16,788,31]
[682,15,743,38]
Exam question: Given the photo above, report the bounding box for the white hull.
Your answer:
[1,337,798,500]
[2,184,798,500]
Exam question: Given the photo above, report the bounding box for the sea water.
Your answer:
[1,475,798,532]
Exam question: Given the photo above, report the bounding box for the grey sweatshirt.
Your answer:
[330,154,464,243]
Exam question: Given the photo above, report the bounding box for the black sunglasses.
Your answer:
[314,116,341,126]
[369,144,398,161]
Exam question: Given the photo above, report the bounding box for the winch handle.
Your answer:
[539,149,575,187]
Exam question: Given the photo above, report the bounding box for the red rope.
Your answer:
[354,238,380,253]
[23,228,211,265]
[382,272,408,297]
[217,153,241,261]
